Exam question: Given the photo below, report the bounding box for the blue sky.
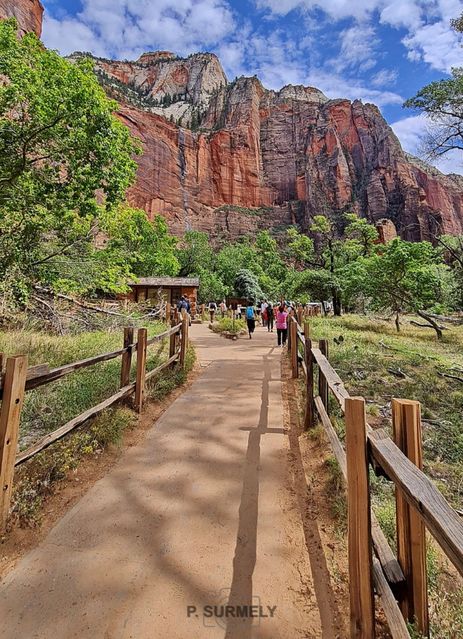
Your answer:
[41,0,463,173]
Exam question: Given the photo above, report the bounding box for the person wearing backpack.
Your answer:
[246,302,256,339]
[208,301,217,323]
[177,295,189,313]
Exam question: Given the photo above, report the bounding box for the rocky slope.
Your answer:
[0,0,43,37]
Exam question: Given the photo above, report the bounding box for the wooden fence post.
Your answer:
[180,314,189,368]
[290,317,298,378]
[166,301,171,323]
[169,316,177,359]
[392,399,429,635]
[0,355,28,532]
[134,328,147,413]
[303,321,314,429]
[345,396,375,639]
[120,327,134,388]
[319,338,329,411]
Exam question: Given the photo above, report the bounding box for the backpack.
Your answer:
[246,306,254,319]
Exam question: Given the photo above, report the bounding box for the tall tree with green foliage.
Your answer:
[362,238,447,337]
[100,208,179,278]
[215,240,259,293]
[177,230,214,277]
[0,19,139,299]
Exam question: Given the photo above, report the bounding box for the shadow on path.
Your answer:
[224,349,276,639]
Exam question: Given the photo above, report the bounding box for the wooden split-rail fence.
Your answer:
[288,313,463,638]
[0,311,190,532]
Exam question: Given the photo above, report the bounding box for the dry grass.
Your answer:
[306,313,463,638]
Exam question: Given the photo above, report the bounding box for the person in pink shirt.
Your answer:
[275,304,289,347]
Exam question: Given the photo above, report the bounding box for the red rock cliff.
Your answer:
[96,52,462,240]
[4,0,462,242]
[0,0,43,37]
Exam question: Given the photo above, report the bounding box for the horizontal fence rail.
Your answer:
[0,314,189,531]
[288,314,463,639]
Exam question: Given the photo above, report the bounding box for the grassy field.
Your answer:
[0,321,195,529]
[0,322,168,449]
[305,314,463,638]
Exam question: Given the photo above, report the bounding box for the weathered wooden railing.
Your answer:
[288,315,463,639]
[0,313,189,531]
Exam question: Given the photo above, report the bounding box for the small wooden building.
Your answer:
[128,277,199,315]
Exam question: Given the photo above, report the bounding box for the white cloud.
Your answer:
[256,0,463,73]
[371,68,398,87]
[216,27,404,106]
[43,0,236,58]
[332,24,379,72]
[391,114,463,175]
[306,68,403,106]
[403,20,463,72]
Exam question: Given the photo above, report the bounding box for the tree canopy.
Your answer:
[0,19,139,298]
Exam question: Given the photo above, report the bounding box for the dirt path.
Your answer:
[0,323,345,638]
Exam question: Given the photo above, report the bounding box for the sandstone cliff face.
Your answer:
[5,0,462,242]
[0,0,43,37]
[104,55,463,240]
[86,52,227,129]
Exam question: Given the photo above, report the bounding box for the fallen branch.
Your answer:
[438,371,463,383]
[387,368,408,379]
[426,313,463,325]
[33,286,129,318]
[410,320,447,330]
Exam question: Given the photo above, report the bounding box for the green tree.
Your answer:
[363,238,447,337]
[310,215,343,315]
[234,269,263,302]
[0,19,139,298]
[177,230,214,276]
[100,208,179,278]
[291,269,339,314]
[286,227,315,269]
[343,213,379,257]
[404,13,463,160]
[216,240,258,293]
[197,270,226,304]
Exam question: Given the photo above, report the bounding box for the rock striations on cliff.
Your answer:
[2,0,462,241]
[0,0,43,37]
[86,50,462,240]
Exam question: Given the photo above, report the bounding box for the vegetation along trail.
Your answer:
[0,323,346,639]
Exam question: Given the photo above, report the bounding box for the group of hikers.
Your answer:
[207,299,293,346]
[243,300,292,345]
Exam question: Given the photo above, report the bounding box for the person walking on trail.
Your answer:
[220,300,227,318]
[261,300,268,327]
[177,295,190,314]
[276,304,289,346]
[266,303,274,332]
[246,302,256,339]
[208,301,217,323]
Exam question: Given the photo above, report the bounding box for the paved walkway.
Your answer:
[0,324,333,639]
